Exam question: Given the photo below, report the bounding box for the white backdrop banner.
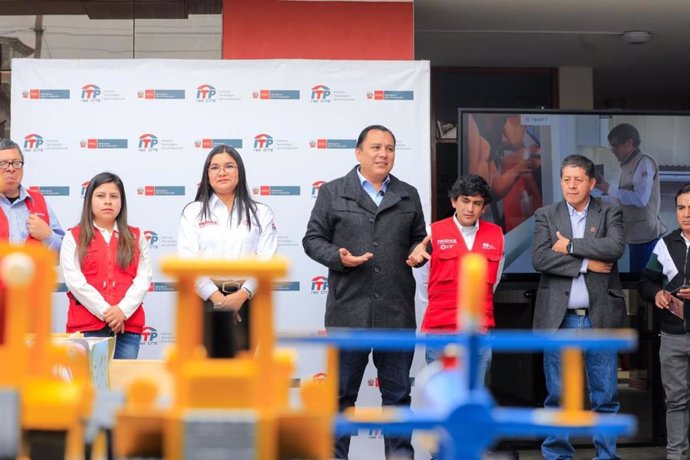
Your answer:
[11,58,432,459]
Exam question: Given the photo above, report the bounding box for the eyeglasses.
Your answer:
[0,160,24,170]
[208,164,237,175]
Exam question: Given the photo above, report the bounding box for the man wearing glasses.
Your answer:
[595,123,666,272]
[0,138,65,342]
[0,138,64,249]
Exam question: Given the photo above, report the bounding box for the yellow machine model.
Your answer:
[0,246,634,460]
[0,243,93,460]
[114,257,335,459]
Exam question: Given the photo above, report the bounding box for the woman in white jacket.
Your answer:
[177,145,277,356]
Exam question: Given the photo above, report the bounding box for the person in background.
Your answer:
[303,125,426,460]
[414,174,504,384]
[177,145,277,356]
[596,123,666,272]
[532,154,626,460]
[0,138,65,344]
[639,182,690,460]
[61,172,152,359]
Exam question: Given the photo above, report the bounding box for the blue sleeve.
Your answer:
[45,204,65,253]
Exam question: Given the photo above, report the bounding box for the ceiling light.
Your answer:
[621,30,652,45]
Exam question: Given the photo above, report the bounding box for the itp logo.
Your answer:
[253,133,274,151]
[23,134,44,150]
[196,84,216,101]
[138,133,159,151]
[80,181,90,198]
[368,429,384,439]
[311,180,326,198]
[310,276,328,294]
[141,326,159,344]
[144,230,159,249]
[310,85,331,102]
[81,84,101,100]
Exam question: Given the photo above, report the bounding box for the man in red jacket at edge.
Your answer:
[0,138,65,342]
[408,174,505,385]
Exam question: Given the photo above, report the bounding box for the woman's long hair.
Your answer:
[78,172,137,269]
[193,145,260,230]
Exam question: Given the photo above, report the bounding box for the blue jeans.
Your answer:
[83,327,141,359]
[628,239,658,273]
[542,313,620,460]
[425,333,493,388]
[335,348,414,459]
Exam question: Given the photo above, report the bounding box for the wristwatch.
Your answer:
[567,242,573,254]
[241,286,253,299]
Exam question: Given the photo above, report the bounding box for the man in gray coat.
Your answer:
[532,154,627,460]
[303,125,427,460]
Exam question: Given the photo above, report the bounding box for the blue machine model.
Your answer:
[280,253,637,460]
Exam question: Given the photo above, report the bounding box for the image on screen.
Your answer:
[459,109,690,279]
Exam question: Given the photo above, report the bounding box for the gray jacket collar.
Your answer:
[342,166,409,215]
[555,197,602,239]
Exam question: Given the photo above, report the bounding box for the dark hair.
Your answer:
[449,174,491,203]
[78,172,137,269]
[356,125,396,149]
[608,123,641,147]
[560,154,596,179]
[193,145,259,230]
[675,183,690,205]
[0,138,24,161]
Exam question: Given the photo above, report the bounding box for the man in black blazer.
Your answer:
[303,125,427,460]
[532,154,626,460]
[639,183,690,460]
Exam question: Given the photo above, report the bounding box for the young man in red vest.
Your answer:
[0,138,65,341]
[409,174,505,382]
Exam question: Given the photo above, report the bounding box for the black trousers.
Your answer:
[202,284,251,358]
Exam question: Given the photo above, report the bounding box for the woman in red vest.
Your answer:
[60,172,152,359]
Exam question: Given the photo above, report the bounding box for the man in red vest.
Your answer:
[409,174,505,383]
[0,138,65,341]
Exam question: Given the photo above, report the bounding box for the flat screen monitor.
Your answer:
[458,109,690,281]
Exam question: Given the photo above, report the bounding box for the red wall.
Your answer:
[223,0,413,60]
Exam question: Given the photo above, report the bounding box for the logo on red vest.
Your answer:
[436,238,457,250]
